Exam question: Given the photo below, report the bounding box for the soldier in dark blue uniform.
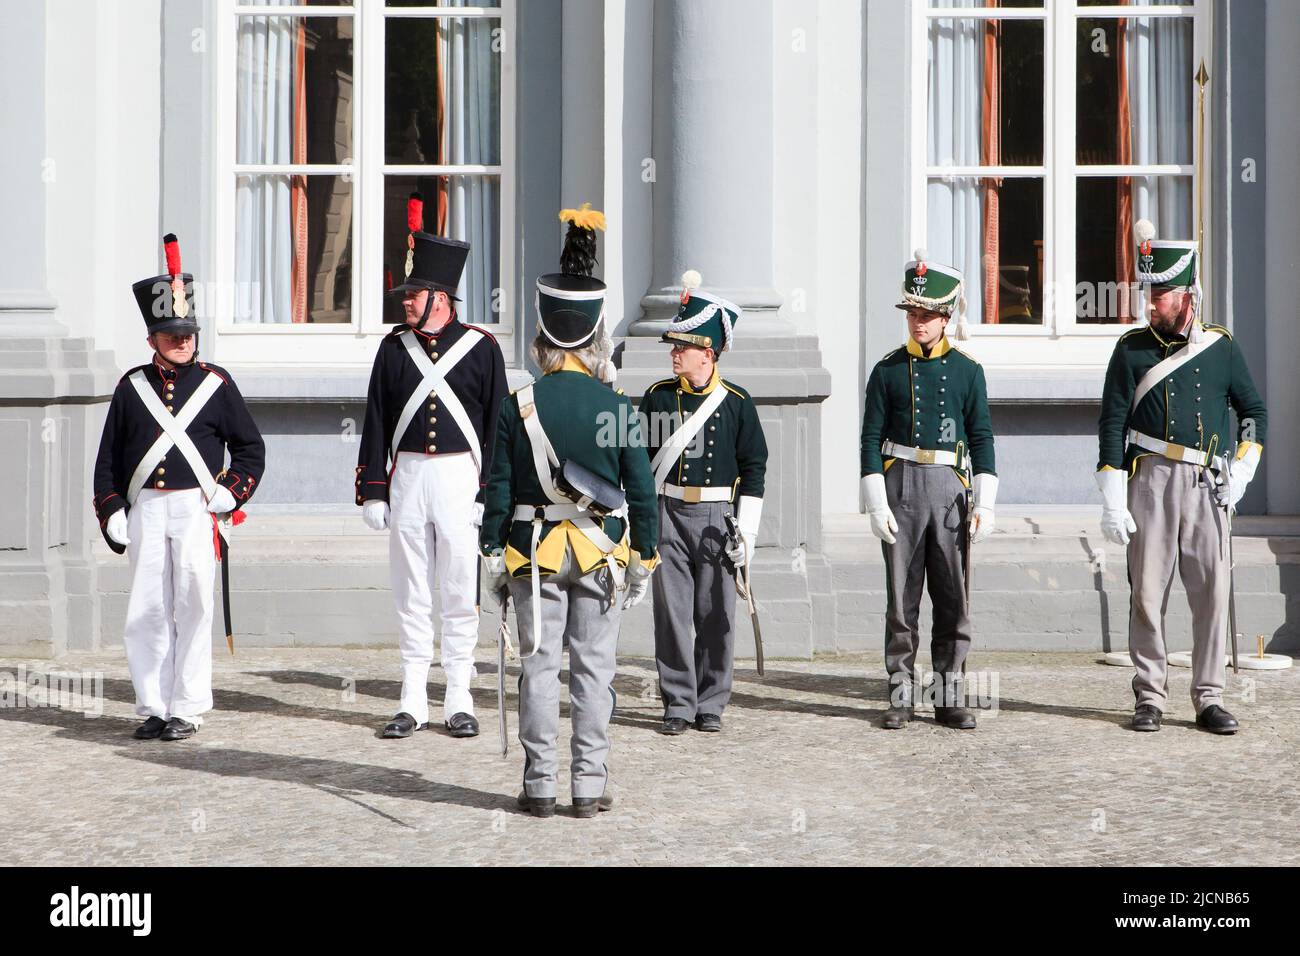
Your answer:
[93,234,265,741]
[357,193,509,741]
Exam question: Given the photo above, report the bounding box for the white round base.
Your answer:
[1102,651,1133,667]
[1235,653,1293,671]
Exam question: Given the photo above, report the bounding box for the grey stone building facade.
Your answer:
[3,0,1296,660]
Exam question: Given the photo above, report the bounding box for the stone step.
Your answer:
[86,507,1300,655]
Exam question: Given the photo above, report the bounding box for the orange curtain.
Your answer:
[981,2,1001,324]
[290,19,309,323]
[1115,6,1137,322]
[434,20,449,235]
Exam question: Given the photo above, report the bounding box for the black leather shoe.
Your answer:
[445,712,480,738]
[516,791,556,818]
[133,716,168,740]
[660,717,690,735]
[881,705,913,730]
[1131,704,1162,732]
[934,707,977,730]
[1195,704,1239,735]
[159,717,198,741]
[694,713,722,733]
[381,712,423,738]
[572,793,615,818]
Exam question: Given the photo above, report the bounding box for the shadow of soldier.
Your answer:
[91,676,383,732]
[720,667,1133,728]
[0,693,518,821]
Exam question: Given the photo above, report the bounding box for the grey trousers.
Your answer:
[1127,456,1229,713]
[882,462,971,700]
[652,497,738,720]
[509,543,621,800]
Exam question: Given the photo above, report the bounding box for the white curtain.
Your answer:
[235,7,295,325]
[1127,9,1193,236]
[443,5,500,324]
[926,3,985,325]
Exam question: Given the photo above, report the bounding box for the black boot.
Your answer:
[133,716,168,740]
[572,793,615,818]
[159,717,198,741]
[516,791,556,818]
[381,712,424,738]
[1195,704,1239,735]
[1131,704,1162,732]
[933,675,976,729]
[881,679,914,730]
[445,712,480,738]
[660,716,690,735]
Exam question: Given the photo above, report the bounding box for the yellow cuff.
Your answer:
[1235,441,1263,461]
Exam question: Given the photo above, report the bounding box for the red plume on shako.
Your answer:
[162,233,189,319]
[405,192,424,278]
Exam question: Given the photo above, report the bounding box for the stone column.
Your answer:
[0,0,120,656]
[617,0,831,659]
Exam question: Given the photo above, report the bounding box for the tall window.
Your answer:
[911,0,1208,360]
[214,0,515,364]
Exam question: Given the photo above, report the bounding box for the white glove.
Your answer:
[362,499,390,531]
[1215,444,1261,512]
[730,495,762,566]
[207,486,237,515]
[482,550,509,610]
[471,501,485,527]
[862,473,897,545]
[105,510,130,546]
[726,532,755,567]
[1096,468,1137,546]
[970,473,997,544]
[622,558,653,610]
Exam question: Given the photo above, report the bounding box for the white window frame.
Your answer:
[211,0,517,367]
[908,0,1211,368]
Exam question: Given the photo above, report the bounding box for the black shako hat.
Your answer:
[132,233,200,335]
[387,192,468,300]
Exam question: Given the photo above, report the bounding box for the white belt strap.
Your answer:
[513,384,626,657]
[126,371,223,505]
[660,483,733,503]
[394,327,484,471]
[1126,428,1212,467]
[650,386,728,491]
[1130,331,1225,412]
[881,439,965,469]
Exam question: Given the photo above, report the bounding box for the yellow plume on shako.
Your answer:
[559,202,606,233]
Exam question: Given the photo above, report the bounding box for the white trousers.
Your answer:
[389,452,481,725]
[123,488,216,725]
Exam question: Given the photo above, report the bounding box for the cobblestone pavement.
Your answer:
[1,649,1297,866]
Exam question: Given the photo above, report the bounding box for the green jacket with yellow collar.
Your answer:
[636,369,768,500]
[1096,322,1266,474]
[479,358,659,577]
[859,336,995,479]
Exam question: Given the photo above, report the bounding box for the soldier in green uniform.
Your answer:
[859,252,997,730]
[480,205,659,817]
[1096,220,1266,735]
[638,270,768,736]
